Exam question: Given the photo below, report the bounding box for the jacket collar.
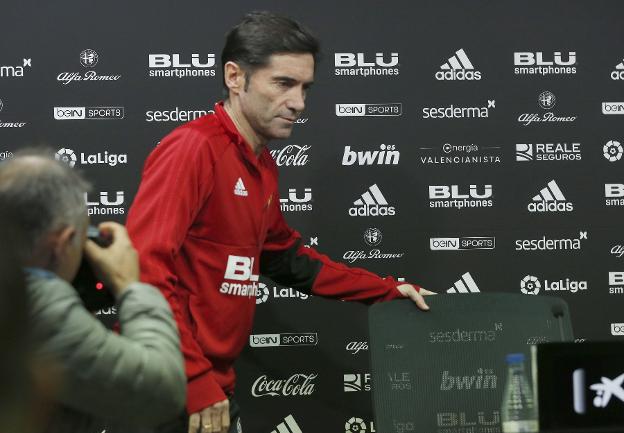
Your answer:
[214,101,271,170]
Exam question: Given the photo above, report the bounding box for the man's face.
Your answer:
[238,53,314,143]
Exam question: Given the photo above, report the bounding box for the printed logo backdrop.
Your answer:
[1,1,623,432]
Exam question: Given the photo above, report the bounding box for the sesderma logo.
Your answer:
[435,48,482,81]
[516,142,581,162]
[334,52,399,77]
[0,58,32,78]
[515,231,587,251]
[447,272,480,294]
[336,103,402,117]
[528,180,573,213]
[349,184,395,216]
[422,100,495,119]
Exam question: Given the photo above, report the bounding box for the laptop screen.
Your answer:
[533,342,624,432]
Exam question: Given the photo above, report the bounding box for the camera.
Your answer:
[72,225,115,311]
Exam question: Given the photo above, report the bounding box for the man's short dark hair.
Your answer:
[221,11,320,91]
[0,148,91,260]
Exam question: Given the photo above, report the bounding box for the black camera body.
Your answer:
[72,225,115,311]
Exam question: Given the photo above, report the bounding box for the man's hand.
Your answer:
[83,222,140,298]
[189,399,230,433]
[396,284,436,311]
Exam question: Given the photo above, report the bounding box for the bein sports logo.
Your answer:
[573,369,624,414]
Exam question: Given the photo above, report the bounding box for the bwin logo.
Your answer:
[440,368,497,391]
[334,52,399,68]
[342,144,400,166]
[148,54,216,68]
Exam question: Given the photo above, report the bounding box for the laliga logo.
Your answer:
[256,283,269,305]
[55,148,77,167]
[520,275,541,295]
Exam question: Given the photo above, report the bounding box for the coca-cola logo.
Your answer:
[346,341,368,355]
[611,244,624,258]
[270,144,310,167]
[251,373,317,397]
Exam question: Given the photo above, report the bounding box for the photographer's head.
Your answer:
[222,12,319,147]
[0,149,91,282]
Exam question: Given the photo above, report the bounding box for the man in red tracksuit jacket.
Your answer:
[127,11,433,433]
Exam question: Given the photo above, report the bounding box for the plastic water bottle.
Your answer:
[501,353,538,433]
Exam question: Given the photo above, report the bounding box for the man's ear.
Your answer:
[224,61,246,95]
[52,226,76,259]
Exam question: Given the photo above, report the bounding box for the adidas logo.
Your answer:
[435,48,482,81]
[447,272,480,294]
[348,184,396,217]
[270,415,303,433]
[234,177,248,197]
[611,58,624,80]
[527,180,573,213]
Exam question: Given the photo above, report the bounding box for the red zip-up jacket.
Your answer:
[126,102,411,414]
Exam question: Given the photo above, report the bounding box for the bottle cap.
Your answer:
[506,353,525,363]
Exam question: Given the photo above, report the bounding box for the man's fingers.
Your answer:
[414,293,430,311]
[211,407,221,433]
[420,289,437,296]
[221,405,230,432]
[189,413,201,433]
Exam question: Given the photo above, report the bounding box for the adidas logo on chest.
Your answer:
[234,177,248,197]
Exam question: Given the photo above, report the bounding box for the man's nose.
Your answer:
[286,87,306,113]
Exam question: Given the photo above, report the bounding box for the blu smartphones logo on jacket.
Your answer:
[220,255,259,298]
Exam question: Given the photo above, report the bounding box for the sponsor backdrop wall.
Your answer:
[2,1,624,432]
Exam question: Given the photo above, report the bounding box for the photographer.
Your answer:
[0,149,186,433]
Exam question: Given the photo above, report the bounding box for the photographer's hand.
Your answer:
[84,222,140,298]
